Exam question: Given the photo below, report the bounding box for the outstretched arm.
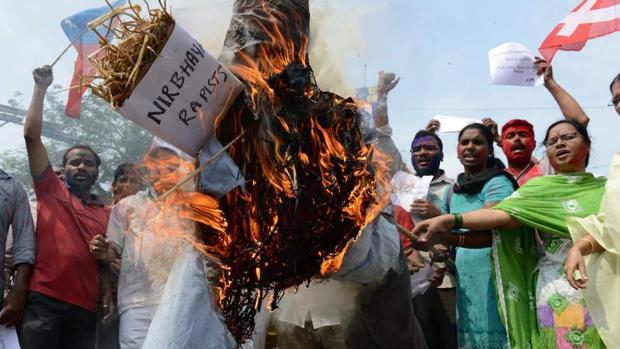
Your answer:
[413,208,521,244]
[536,58,589,127]
[24,66,53,178]
[374,71,400,128]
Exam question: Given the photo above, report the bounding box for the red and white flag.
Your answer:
[539,0,620,61]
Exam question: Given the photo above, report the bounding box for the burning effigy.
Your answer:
[89,0,390,342]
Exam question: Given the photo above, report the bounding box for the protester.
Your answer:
[271,80,426,348]
[563,151,620,348]
[611,73,620,116]
[413,120,609,348]
[95,163,143,349]
[20,65,109,349]
[0,169,35,327]
[560,75,620,347]
[482,58,590,185]
[418,123,518,348]
[374,71,410,175]
[111,163,143,204]
[405,130,456,349]
[90,147,190,349]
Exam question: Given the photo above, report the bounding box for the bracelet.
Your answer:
[452,213,463,229]
[457,234,465,247]
[579,238,595,254]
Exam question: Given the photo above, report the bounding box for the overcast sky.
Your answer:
[1,0,619,178]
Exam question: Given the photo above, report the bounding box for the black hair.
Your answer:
[62,145,102,168]
[610,73,620,93]
[113,163,137,182]
[458,123,497,168]
[543,120,591,166]
[411,130,444,151]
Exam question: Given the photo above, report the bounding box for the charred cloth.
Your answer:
[209,62,382,343]
[203,1,387,342]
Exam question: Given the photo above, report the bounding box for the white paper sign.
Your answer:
[432,115,482,133]
[488,42,544,87]
[119,23,243,156]
[390,171,433,211]
[410,265,432,297]
[0,325,20,349]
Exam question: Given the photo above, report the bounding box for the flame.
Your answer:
[131,150,229,269]
[164,0,392,341]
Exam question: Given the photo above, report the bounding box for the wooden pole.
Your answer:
[158,130,247,201]
[50,35,83,67]
[50,4,138,67]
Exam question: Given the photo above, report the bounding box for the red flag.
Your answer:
[64,46,100,118]
[539,0,620,61]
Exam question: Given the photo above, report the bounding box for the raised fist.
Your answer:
[32,65,53,89]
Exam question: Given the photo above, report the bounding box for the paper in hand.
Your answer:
[0,325,20,349]
[390,171,433,212]
[410,265,433,297]
[433,115,482,134]
[489,42,544,87]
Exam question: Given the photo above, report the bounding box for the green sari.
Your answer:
[492,173,606,349]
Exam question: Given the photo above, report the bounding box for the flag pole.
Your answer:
[50,3,135,68]
[50,34,84,67]
[158,130,247,201]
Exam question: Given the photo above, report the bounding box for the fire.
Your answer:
[195,0,392,342]
[138,0,392,343]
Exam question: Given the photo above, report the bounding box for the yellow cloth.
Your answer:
[568,151,620,349]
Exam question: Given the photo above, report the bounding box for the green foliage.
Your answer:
[0,86,153,201]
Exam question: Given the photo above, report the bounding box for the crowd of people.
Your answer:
[0,57,618,349]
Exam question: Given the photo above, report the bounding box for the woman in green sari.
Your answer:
[413,120,610,348]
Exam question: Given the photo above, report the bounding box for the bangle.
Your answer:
[452,213,463,229]
[579,238,595,254]
[457,234,465,247]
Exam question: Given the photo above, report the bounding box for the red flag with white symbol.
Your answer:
[539,0,620,61]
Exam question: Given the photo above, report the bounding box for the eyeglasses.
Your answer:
[543,132,582,147]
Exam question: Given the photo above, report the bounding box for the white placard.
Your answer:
[390,171,433,212]
[432,115,481,134]
[410,265,432,297]
[488,42,544,87]
[119,23,243,156]
[0,325,20,349]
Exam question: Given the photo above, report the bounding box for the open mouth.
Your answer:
[416,159,430,167]
[555,149,570,159]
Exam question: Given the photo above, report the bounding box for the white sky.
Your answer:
[1,0,619,178]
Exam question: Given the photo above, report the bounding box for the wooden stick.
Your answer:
[50,35,83,67]
[158,130,247,201]
[396,223,418,242]
[52,85,83,94]
[88,4,140,29]
[51,4,138,67]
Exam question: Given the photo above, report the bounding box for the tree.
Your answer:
[0,86,153,201]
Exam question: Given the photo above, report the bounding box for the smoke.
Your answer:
[308,0,379,96]
[169,0,384,96]
[168,0,232,55]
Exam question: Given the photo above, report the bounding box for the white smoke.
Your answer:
[168,0,232,55]
[308,0,380,96]
[169,0,385,96]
